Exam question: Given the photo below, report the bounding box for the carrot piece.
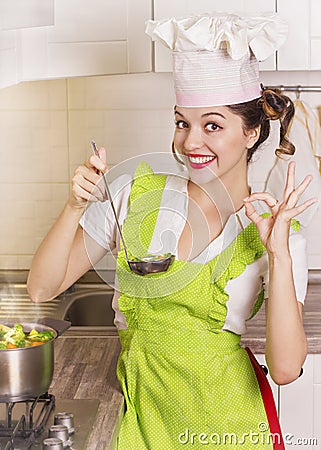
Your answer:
[31,341,43,346]
[7,343,17,349]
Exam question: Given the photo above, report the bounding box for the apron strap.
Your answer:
[245,347,285,450]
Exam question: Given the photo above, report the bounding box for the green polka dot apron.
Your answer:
[115,162,285,449]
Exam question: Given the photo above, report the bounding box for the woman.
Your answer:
[27,13,317,449]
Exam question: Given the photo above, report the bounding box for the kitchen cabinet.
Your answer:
[0,0,54,31]
[20,0,152,81]
[254,354,321,448]
[0,0,152,87]
[279,355,320,448]
[0,30,18,88]
[277,0,321,70]
[0,0,54,88]
[313,355,321,447]
[152,0,276,72]
[152,0,321,72]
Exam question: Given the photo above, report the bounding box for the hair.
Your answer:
[227,87,295,163]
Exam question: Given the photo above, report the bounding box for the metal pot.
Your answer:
[0,318,70,402]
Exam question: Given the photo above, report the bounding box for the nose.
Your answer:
[183,127,204,153]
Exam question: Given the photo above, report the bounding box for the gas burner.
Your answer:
[0,397,99,449]
[0,393,55,449]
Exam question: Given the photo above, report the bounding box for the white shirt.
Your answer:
[80,172,308,335]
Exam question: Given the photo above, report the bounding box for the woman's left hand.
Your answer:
[243,162,318,255]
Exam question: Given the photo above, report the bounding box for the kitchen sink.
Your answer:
[63,287,115,328]
[0,281,117,331]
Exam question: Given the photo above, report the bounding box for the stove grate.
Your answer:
[0,393,55,449]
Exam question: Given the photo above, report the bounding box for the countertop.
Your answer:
[49,282,321,449]
[241,282,321,353]
[51,331,123,450]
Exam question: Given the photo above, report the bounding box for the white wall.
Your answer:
[0,71,320,269]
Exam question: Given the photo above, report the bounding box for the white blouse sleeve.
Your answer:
[263,231,308,303]
[79,173,132,251]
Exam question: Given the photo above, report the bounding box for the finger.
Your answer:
[286,174,313,208]
[73,171,105,201]
[73,179,105,202]
[98,147,107,167]
[284,197,318,218]
[72,184,101,203]
[244,192,279,210]
[86,154,107,174]
[75,166,101,186]
[283,161,296,201]
[244,201,265,225]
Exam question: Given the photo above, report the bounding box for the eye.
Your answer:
[205,122,221,132]
[175,120,188,130]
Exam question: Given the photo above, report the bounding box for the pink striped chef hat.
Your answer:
[146,13,288,107]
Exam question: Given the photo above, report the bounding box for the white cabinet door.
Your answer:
[153,0,276,72]
[0,30,18,88]
[277,0,310,70]
[314,355,321,447]
[310,0,321,70]
[0,0,54,31]
[0,0,54,88]
[277,0,321,70]
[279,355,314,447]
[19,0,151,81]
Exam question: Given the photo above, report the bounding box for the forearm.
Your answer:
[27,199,86,302]
[265,251,307,385]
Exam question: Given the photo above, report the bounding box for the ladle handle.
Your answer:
[91,140,130,262]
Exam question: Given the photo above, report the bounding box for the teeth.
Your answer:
[189,155,215,164]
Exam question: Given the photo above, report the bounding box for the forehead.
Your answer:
[174,105,242,124]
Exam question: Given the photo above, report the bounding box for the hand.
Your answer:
[69,147,108,209]
[243,162,318,255]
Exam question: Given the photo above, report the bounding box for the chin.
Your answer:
[187,166,218,186]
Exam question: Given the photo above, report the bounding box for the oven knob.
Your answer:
[48,425,70,447]
[54,412,75,434]
[42,437,64,450]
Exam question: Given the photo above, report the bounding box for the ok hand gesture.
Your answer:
[243,162,318,255]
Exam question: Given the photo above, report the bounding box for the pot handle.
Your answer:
[37,317,71,336]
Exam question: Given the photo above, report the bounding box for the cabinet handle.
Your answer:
[260,365,268,376]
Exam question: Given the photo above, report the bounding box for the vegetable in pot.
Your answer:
[0,323,55,350]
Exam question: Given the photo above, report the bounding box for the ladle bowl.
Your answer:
[128,253,175,276]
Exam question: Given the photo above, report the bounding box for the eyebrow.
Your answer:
[174,109,226,120]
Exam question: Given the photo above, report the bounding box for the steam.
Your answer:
[0,282,47,325]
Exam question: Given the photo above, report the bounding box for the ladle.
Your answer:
[91,140,174,275]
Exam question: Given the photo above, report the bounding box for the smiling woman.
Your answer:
[27,12,317,450]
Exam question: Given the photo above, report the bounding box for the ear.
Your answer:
[246,126,261,148]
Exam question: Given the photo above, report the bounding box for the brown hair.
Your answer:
[227,88,295,162]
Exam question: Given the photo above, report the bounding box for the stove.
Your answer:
[0,394,99,449]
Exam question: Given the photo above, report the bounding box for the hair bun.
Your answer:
[260,88,288,120]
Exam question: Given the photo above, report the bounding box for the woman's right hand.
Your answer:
[68,147,108,209]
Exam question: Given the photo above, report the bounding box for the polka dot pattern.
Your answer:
[116,163,276,449]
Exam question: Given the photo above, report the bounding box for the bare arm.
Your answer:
[264,255,306,385]
[27,148,108,302]
[244,162,317,385]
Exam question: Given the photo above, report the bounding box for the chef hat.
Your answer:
[146,13,288,107]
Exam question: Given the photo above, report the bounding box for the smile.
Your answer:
[187,154,216,168]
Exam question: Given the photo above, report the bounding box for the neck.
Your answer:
[189,168,250,216]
